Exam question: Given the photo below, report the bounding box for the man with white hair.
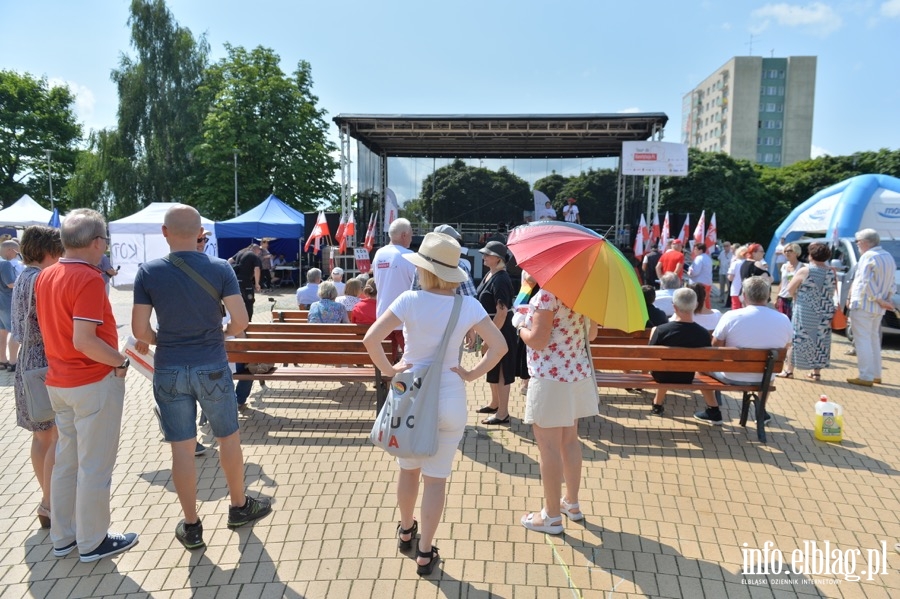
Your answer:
[847,228,896,386]
[653,273,681,317]
[373,218,415,360]
[296,268,322,308]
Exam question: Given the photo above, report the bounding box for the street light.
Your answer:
[45,149,54,210]
[233,149,239,217]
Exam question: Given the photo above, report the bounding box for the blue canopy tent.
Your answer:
[765,174,900,267]
[214,194,306,262]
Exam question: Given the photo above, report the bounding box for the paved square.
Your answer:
[1,288,898,597]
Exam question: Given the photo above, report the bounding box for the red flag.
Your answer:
[633,214,648,259]
[705,213,717,252]
[677,214,690,244]
[650,212,660,249]
[660,211,670,250]
[363,213,376,253]
[339,211,356,254]
[693,210,705,247]
[304,211,330,253]
[334,213,347,244]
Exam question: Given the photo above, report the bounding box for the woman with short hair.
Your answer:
[335,277,363,314]
[307,281,349,323]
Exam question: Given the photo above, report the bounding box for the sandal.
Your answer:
[397,519,418,552]
[481,415,510,425]
[521,508,564,534]
[37,503,51,529]
[806,372,821,380]
[416,545,440,576]
[560,499,584,522]
[776,371,793,378]
[475,406,498,414]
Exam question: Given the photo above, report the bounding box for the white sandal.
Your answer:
[560,499,584,522]
[521,508,563,534]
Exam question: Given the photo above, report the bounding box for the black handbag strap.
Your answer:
[163,254,221,302]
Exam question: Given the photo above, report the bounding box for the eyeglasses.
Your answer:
[197,238,208,244]
[94,236,109,242]
[784,249,795,254]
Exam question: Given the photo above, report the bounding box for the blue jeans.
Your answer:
[235,364,252,405]
[154,361,239,441]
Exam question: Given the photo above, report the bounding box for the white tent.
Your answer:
[109,202,217,287]
[0,194,54,227]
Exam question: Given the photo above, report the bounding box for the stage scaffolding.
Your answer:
[335,113,668,246]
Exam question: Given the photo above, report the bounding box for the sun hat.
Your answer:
[403,232,468,283]
[479,240,509,261]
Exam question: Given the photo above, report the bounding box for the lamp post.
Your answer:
[233,149,239,217]
[45,149,54,210]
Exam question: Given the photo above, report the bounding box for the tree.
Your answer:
[534,171,567,206]
[110,0,209,204]
[0,70,82,207]
[188,45,339,218]
[559,168,620,226]
[417,160,531,225]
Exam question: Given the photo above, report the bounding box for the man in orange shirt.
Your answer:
[35,209,138,563]
[656,239,685,282]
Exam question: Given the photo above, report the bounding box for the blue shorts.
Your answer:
[153,361,239,442]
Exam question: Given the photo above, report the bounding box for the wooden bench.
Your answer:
[591,345,786,442]
[244,322,369,339]
[593,328,651,345]
[271,310,309,322]
[225,337,390,412]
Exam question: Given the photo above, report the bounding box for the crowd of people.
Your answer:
[6,201,895,579]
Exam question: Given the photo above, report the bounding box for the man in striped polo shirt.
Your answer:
[847,228,897,386]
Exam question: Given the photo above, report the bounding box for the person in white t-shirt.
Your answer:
[538,201,556,220]
[562,197,580,224]
[700,276,792,425]
[372,218,416,361]
[363,232,507,577]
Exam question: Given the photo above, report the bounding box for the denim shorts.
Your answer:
[153,361,239,442]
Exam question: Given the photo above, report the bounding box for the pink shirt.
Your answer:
[524,290,592,382]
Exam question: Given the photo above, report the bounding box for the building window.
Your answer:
[767,86,777,95]
[777,104,783,112]
[765,137,774,146]
[758,136,763,145]
[776,121,783,129]
[778,86,784,96]
[757,153,764,162]
[775,138,782,146]
[764,153,773,162]
[766,103,776,112]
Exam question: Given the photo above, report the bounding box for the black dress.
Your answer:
[476,269,517,385]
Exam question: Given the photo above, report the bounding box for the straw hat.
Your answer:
[403,232,468,283]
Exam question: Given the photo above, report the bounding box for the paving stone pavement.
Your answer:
[1,288,899,598]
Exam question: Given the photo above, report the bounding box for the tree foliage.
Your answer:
[0,70,82,207]
[110,0,208,204]
[188,45,339,219]
[411,160,531,225]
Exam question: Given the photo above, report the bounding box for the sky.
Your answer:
[2,0,899,204]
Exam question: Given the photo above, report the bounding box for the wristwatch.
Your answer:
[116,358,130,370]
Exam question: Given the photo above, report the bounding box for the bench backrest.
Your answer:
[245,322,370,339]
[592,328,652,345]
[272,310,309,322]
[225,337,388,366]
[591,345,786,375]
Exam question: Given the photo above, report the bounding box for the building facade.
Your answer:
[681,56,817,167]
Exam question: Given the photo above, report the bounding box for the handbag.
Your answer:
[21,280,54,423]
[370,295,462,458]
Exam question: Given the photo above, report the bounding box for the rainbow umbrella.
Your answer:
[507,221,647,332]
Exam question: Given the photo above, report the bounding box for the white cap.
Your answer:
[332,267,344,276]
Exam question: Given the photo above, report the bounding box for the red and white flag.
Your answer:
[339,211,356,254]
[705,213,717,252]
[633,214,648,259]
[334,213,347,244]
[693,210,706,247]
[650,212,660,249]
[363,212,377,254]
[677,214,690,244]
[660,211,670,250]
[303,211,330,254]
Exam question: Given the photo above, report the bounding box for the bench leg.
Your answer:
[756,394,767,444]
[739,392,752,427]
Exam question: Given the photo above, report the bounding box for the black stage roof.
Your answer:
[333,113,669,159]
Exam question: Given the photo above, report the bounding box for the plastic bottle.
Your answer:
[814,395,843,442]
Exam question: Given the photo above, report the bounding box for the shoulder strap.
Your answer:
[163,254,221,302]
[430,294,463,368]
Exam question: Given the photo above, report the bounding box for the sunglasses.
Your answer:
[197,237,208,244]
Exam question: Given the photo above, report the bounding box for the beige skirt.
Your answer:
[523,376,599,428]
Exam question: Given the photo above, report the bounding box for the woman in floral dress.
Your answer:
[516,288,598,535]
[307,281,350,323]
[11,225,64,528]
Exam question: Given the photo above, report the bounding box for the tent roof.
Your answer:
[109,202,214,234]
[332,113,670,158]
[215,194,306,239]
[0,194,54,227]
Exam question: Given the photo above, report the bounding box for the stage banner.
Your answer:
[621,141,689,176]
[355,247,372,274]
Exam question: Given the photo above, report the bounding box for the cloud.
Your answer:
[750,2,843,36]
[617,107,641,113]
[721,22,733,30]
[810,144,831,158]
[881,0,900,17]
[48,77,96,128]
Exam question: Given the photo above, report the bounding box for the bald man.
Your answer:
[132,204,271,551]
